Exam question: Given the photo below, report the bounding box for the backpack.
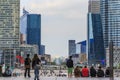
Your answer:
[66,59,73,68]
[25,58,31,65]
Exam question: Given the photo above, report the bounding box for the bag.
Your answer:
[66,59,73,67]
[36,64,41,69]
[25,58,31,68]
[25,58,31,65]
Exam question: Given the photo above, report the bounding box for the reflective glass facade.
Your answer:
[21,14,41,55]
[101,0,120,47]
[87,0,105,66]
[68,40,76,56]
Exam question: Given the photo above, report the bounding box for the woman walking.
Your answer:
[32,54,41,80]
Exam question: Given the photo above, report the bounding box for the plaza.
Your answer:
[0,76,120,80]
[0,69,120,80]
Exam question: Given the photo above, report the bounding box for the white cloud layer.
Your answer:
[21,0,88,58]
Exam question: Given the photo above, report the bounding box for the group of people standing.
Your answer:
[66,56,110,78]
[24,54,41,80]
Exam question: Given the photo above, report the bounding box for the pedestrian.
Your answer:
[105,67,110,77]
[24,54,31,78]
[97,66,104,77]
[3,66,12,77]
[66,56,73,78]
[74,66,81,78]
[32,54,41,80]
[90,66,96,77]
[81,66,89,77]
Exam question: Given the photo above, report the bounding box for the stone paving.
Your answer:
[0,69,120,80]
[0,77,120,80]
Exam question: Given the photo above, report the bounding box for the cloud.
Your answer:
[21,0,88,19]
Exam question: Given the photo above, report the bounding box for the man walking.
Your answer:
[24,54,31,78]
[66,56,73,78]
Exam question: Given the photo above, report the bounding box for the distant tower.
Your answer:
[87,0,105,66]
[68,40,76,56]
[20,9,41,55]
[41,45,45,55]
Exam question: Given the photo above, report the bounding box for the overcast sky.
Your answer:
[20,0,88,58]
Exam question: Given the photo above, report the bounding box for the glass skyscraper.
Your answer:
[100,0,120,66]
[68,40,76,56]
[20,10,41,55]
[87,0,105,66]
[0,0,20,67]
[101,0,120,47]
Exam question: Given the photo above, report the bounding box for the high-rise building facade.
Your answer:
[41,45,45,55]
[0,0,20,49]
[20,10,41,55]
[87,0,105,66]
[100,0,120,67]
[101,0,120,47]
[68,40,76,56]
[0,0,20,66]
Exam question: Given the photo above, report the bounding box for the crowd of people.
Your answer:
[73,66,110,78]
[0,55,111,79]
[66,56,111,78]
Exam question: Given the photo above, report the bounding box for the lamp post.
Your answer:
[109,41,114,80]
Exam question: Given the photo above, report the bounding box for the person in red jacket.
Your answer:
[81,66,89,77]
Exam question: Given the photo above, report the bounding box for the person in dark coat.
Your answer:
[74,66,81,78]
[97,66,104,77]
[66,56,73,78]
[24,54,31,78]
[32,54,41,80]
[90,66,96,77]
[105,67,110,77]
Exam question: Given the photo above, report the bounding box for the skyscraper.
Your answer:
[100,0,120,66]
[87,0,105,66]
[68,40,76,56]
[0,0,20,49]
[20,10,41,55]
[0,0,20,66]
[101,0,120,47]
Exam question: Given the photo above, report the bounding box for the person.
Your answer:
[90,66,96,77]
[105,67,110,77]
[24,54,31,78]
[3,66,12,77]
[32,54,41,80]
[97,66,104,77]
[66,56,73,78]
[74,66,81,78]
[81,66,89,77]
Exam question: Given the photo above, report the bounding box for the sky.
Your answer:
[20,0,88,58]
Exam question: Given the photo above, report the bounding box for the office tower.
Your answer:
[20,9,41,55]
[0,0,20,67]
[101,0,120,66]
[101,0,120,47]
[77,41,87,64]
[41,45,45,55]
[68,40,76,56]
[87,0,105,66]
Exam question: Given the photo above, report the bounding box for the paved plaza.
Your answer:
[0,77,120,80]
[0,69,120,80]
